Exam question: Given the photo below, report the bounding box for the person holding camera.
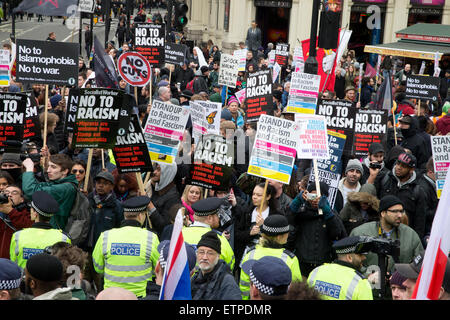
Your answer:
[360,142,389,185]
[350,195,424,295]
[307,235,373,300]
[0,185,32,259]
[287,182,347,278]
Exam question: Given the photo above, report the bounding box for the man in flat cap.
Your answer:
[241,256,292,300]
[239,214,302,300]
[0,258,23,300]
[182,197,235,271]
[307,236,373,300]
[92,196,160,299]
[191,231,241,300]
[10,191,71,269]
[25,253,77,300]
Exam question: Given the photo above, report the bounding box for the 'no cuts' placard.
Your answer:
[143,100,190,164]
[247,115,298,184]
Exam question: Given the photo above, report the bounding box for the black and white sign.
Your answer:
[245,69,273,122]
[134,24,165,67]
[78,0,96,13]
[165,42,188,66]
[0,93,27,152]
[405,75,441,101]
[117,51,151,86]
[16,39,78,86]
[275,43,290,67]
[218,53,239,88]
[353,109,388,158]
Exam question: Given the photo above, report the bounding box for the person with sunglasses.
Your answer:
[71,160,93,194]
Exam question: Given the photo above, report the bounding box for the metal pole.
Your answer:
[304,0,320,75]
[104,0,111,48]
[90,13,94,56]
[167,0,173,40]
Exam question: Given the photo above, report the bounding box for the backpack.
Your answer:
[185,76,197,93]
[64,183,93,246]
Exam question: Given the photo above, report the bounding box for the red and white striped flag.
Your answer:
[412,170,450,300]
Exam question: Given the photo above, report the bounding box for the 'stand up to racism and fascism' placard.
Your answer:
[0,93,27,153]
[431,136,450,199]
[247,115,298,184]
[187,134,234,190]
[143,100,190,164]
[245,69,273,122]
[112,114,153,174]
[287,72,321,114]
[134,23,165,67]
[72,89,130,149]
[308,130,347,208]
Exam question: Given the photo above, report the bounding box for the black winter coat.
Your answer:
[399,117,430,169]
[174,67,195,90]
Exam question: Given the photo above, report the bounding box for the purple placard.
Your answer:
[410,0,445,5]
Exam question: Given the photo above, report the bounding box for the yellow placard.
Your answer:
[149,152,174,164]
[248,165,290,184]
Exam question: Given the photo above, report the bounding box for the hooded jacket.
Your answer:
[33,287,78,300]
[436,114,450,135]
[339,191,380,235]
[399,117,430,169]
[360,156,389,185]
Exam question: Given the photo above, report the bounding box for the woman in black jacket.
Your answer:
[234,182,281,272]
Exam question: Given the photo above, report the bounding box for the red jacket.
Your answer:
[396,102,416,116]
[0,207,33,259]
[436,115,450,135]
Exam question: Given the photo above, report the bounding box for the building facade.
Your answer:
[185,0,450,56]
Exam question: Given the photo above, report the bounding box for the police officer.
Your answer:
[182,197,235,271]
[307,236,373,300]
[92,196,160,299]
[241,256,292,300]
[239,214,302,299]
[10,191,71,269]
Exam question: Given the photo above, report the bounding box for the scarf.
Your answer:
[181,198,195,222]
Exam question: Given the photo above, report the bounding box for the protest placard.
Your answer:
[112,114,153,174]
[134,24,165,67]
[187,134,235,190]
[308,130,347,208]
[295,114,330,160]
[405,75,441,102]
[189,101,207,143]
[196,100,222,136]
[233,49,247,72]
[293,46,304,73]
[268,50,275,66]
[235,88,246,105]
[23,91,41,143]
[143,100,190,164]
[64,88,79,133]
[218,53,239,88]
[272,62,281,83]
[165,42,188,66]
[16,39,78,86]
[72,89,130,149]
[245,69,273,122]
[0,92,27,153]
[315,99,356,155]
[247,115,298,184]
[275,43,289,67]
[0,50,10,87]
[353,109,388,158]
[78,0,95,13]
[431,136,450,199]
[117,51,151,86]
[286,72,321,114]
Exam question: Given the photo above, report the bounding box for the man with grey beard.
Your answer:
[191,231,241,300]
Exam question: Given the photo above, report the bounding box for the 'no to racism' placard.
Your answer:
[113,114,153,174]
[352,109,388,158]
[187,134,234,190]
[16,39,78,86]
[72,89,129,149]
[134,24,165,67]
[247,115,298,184]
[275,43,289,67]
[245,69,273,122]
[23,91,41,143]
[143,100,190,164]
[316,99,356,155]
[0,93,27,153]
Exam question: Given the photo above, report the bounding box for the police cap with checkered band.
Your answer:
[122,196,151,213]
[191,197,223,216]
[241,256,292,297]
[0,258,22,290]
[31,191,59,217]
[260,214,292,236]
[332,236,371,255]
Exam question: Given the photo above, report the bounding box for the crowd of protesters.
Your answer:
[0,7,450,301]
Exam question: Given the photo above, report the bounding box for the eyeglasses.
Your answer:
[387,209,405,214]
[196,250,217,257]
[3,190,20,196]
[72,169,85,174]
